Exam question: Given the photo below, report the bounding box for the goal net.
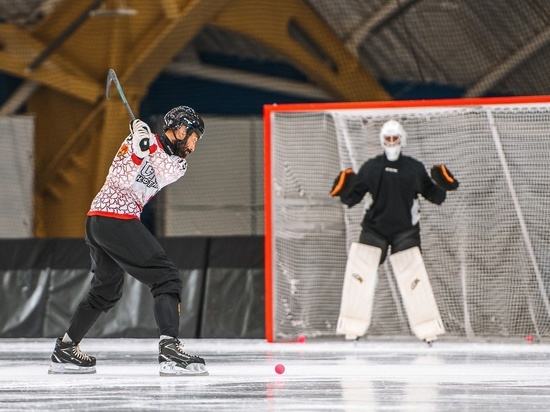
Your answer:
[264,96,550,343]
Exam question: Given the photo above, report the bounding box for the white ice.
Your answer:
[0,338,549,411]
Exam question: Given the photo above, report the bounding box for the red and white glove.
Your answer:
[130,119,154,159]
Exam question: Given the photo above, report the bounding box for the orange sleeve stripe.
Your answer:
[330,168,354,196]
[440,165,454,182]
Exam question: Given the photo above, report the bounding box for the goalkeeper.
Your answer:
[330,119,459,343]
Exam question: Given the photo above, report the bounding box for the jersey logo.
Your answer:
[136,163,158,189]
[117,144,129,157]
[177,157,187,172]
[385,167,398,173]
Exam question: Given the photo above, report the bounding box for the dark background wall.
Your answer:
[0,236,264,339]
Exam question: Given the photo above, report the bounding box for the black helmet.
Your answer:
[163,106,205,139]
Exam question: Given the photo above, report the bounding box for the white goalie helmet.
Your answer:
[379,120,407,161]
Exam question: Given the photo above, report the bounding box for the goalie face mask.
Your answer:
[383,135,402,161]
[379,120,407,161]
[384,146,401,161]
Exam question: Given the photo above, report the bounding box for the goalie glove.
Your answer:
[130,119,155,159]
[431,164,459,191]
[330,168,357,198]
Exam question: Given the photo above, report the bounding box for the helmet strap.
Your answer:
[160,127,194,157]
[159,132,177,156]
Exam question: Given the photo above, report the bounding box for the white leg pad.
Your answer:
[389,247,445,342]
[336,243,381,340]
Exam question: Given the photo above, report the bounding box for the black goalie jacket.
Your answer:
[339,154,446,238]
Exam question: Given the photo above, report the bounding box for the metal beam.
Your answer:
[165,55,333,100]
[0,25,101,103]
[465,28,550,97]
[212,0,389,102]
[0,81,38,115]
[27,0,106,71]
[344,0,420,53]
[113,0,232,93]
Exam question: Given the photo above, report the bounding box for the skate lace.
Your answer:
[174,340,194,358]
[72,344,92,362]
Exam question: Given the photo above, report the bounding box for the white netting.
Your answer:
[160,115,264,236]
[0,115,34,237]
[267,100,550,342]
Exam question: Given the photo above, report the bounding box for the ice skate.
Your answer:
[48,337,96,374]
[158,338,208,376]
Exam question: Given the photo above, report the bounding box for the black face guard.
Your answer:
[159,133,177,156]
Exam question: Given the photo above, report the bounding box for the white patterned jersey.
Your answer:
[88,134,187,220]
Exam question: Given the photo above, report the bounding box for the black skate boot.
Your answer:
[48,337,96,374]
[158,338,208,376]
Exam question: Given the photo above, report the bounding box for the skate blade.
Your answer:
[48,362,96,374]
[159,361,209,376]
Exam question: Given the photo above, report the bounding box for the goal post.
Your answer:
[264,95,550,343]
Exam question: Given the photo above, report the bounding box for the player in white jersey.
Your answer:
[331,120,459,343]
[48,106,208,376]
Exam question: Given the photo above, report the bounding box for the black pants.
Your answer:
[66,216,183,342]
[359,225,421,264]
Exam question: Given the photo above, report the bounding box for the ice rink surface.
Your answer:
[1,337,549,411]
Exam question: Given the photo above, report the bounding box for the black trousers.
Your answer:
[66,216,183,342]
[359,225,421,264]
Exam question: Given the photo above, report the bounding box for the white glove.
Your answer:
[129,119,152,159]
